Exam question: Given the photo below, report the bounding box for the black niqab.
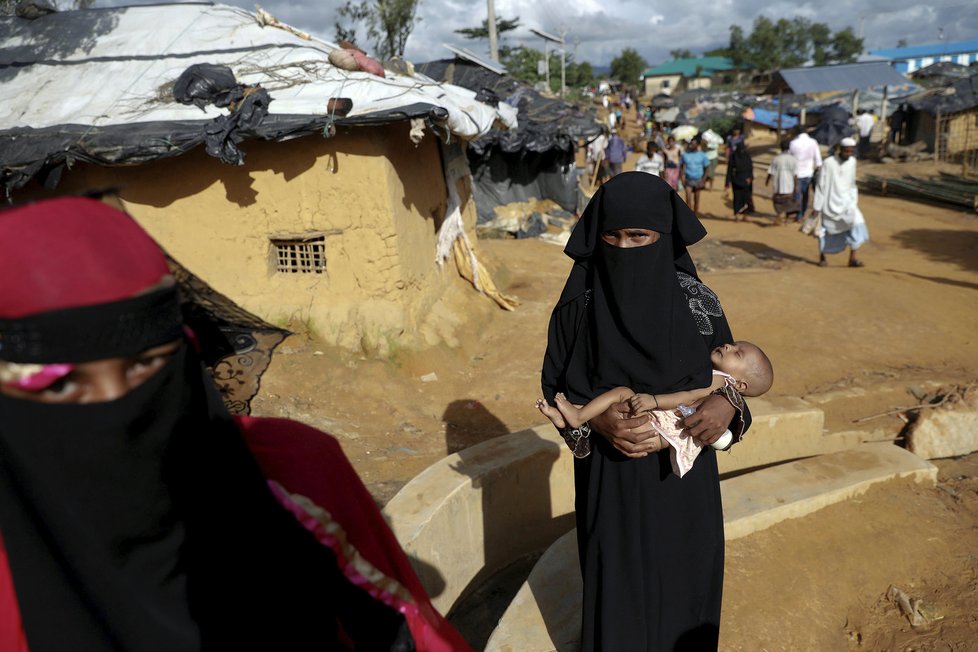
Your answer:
[557,172,711,401]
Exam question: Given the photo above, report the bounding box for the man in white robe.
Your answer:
[813,137,868,267]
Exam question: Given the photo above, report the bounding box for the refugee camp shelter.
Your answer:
[640,57,736,97]
[1,2,514,355]
[416,49,601,223]
[903,71,978,169]
[870,39,978,74]
[764,61,909,144]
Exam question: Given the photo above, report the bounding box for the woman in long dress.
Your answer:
[542,173,750,650]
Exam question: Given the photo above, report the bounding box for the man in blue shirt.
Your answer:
[680,139,710,214]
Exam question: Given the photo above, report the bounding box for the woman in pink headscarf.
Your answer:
[0,198,468,651]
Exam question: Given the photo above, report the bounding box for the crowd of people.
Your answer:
[586,102,869,270]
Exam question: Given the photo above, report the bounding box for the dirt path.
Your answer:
[254,148,978,648]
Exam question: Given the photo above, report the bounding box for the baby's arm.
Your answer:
[555,387,635,429]
[644,376,727,411]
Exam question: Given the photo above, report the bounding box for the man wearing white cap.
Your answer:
[813,138,868,267]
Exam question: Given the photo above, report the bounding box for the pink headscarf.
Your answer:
[0,198,170,389]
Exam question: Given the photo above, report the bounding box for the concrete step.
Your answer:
[383,425,576,616]
[485,443,937,652]
[384,397,849,616]
[718,395,857,474]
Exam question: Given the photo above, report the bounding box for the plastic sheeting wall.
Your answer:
[468,147,578,223]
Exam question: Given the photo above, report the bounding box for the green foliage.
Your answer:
[670,48,694,60]
[610,47,647,85]
[334,0,420,59]
[723,14,864,71]
[566,60,595,89]
[500,45,594,93]
[455,15,520,40]
[501,45,545,84]
[810,21,833,66]
[830,27,863,64]
[700,114,740,137]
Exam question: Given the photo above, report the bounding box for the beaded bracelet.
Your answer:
[560,422,592,458]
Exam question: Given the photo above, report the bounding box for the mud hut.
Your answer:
[1,2,514,355]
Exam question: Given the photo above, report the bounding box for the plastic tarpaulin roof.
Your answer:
[0,2,510,189]
[765,62,909,94]
[747,107,798,130]
[415,58,599,154]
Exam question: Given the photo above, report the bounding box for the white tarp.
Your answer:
[0,3,512,139]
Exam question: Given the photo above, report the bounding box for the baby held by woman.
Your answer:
[537,341,773,476]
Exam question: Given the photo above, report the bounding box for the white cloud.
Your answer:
[97,0,978,65]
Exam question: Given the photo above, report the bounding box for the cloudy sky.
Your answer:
[100,0,978,67]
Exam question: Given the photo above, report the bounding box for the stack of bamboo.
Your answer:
[861,172,978,212]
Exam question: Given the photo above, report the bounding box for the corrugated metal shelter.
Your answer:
[762,62,909,143]
[764,62,909,95]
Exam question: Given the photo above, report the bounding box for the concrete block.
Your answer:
[383,425,575,615]
[906,402,978,459]
[723,442,937,540]
[717,396,836,474]
[485,530,581,652]
[486,443,937,651]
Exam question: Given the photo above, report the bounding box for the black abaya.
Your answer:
[541,172,750,651]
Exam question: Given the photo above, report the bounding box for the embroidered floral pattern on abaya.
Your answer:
[677,271,724,336]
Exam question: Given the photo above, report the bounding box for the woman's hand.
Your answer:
[677,394,735,445]
[589,402,665,458]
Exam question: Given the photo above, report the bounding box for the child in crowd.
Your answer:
[662,136,682,189]
[680,139,710,214]
[635,141,664,176]
[537,341,773,476]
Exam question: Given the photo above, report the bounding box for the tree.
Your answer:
[725,25,747,67]
[455,15,520,40]
[777,17,813,68]
[720,15,864,70]
[810,22,833,66]
[500,45,545,85]
[566,60,594,88]
[334,0,420,60]
[830,27,863,64]
[669,48,693,60]
[610,47,647,85]
[746,16,781,70]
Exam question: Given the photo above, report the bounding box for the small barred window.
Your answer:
[271,237,326,274]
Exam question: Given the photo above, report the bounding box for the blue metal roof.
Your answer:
[767,62,908,94]
[871,39,978,60]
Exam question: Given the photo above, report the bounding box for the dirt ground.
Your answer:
[253,133,978,649]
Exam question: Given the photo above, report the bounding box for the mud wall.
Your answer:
[15,123,483,354]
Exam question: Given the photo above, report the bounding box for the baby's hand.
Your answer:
[628,393,657,413]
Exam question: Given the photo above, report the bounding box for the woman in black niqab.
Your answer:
[542,172,748,651]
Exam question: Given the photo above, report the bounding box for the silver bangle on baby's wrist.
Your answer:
[561,422,593,458]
